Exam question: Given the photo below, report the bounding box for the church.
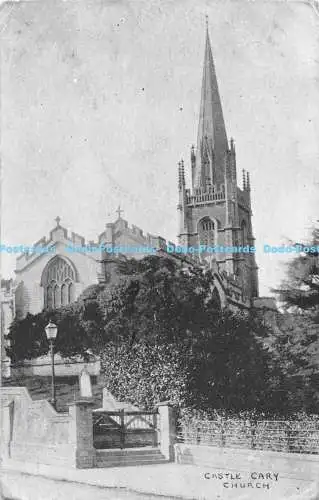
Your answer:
[1,25,276,376]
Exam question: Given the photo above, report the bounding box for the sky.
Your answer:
[0,0,318,296]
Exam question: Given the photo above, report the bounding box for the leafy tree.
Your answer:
[99,308,284,413]
[186,310,280,412]
[94,256,283,412]
[274,228,319,319]
[271,227,319,411]
[268,313,319,413]
[9,255,288,412]
[96,255,222,347]
[8,304,93,362]
[7,313,49,363]
[8,255,224,360]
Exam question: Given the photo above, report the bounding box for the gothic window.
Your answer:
[68,282,75,303]
[42,257,76,309]
[61,283,68,306]
[198,217,215,247]
[54,284,60,309]
[47,284,54,309]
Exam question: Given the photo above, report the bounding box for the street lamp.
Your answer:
[45,321,58,410]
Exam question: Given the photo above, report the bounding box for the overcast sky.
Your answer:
[1,0,318,296]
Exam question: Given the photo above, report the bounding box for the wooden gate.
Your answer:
[93,409,159,449]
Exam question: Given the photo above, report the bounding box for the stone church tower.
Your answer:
[178,24,259,300]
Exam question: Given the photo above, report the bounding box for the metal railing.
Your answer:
[177,419,319,455]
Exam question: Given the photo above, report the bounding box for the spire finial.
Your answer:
[205,14,209,30]
[55,216,61,227]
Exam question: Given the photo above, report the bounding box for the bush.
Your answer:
[100,342,190,409]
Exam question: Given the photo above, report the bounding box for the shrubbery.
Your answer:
[100,342,190,409]
[8,254,319,414]
[177,408,319,454]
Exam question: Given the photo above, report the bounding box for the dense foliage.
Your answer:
[7,304,94,363]
[274,228,319,318]
[267,312,319,413]
[177,408,319,454]
[101,342,190,409]
[99,311,283,413]
[270,227,319,412]
[8,254,319,413]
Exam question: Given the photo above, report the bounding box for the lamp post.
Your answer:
[45,321,58,410]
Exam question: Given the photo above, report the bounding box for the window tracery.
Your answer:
[198,217,215,247]
[42,257,76,309]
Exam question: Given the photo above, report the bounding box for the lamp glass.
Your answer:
[45,322,58,341]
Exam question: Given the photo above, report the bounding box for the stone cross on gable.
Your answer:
[116,205,124,219]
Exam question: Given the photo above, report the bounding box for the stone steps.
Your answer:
[95,447,168,468]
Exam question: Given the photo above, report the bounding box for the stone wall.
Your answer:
[174,444,319,482]
[0,387,95,468]
[11,355,100,377]
[0,387,176,469]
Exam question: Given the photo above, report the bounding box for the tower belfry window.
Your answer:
[198,217,215,247]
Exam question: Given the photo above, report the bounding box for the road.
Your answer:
[1,461,318,500]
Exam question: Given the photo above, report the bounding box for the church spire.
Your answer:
[194,19,228,189]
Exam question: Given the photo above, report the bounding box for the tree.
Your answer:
[271,227,319,411]
[7,313,49,363]
[99,308,283,413]
[8,303,95,362]
[274,228,319,319]
[94,256,283,412]
[267,312,319,413]
[96,255,222,347]
[8,255,286,413]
